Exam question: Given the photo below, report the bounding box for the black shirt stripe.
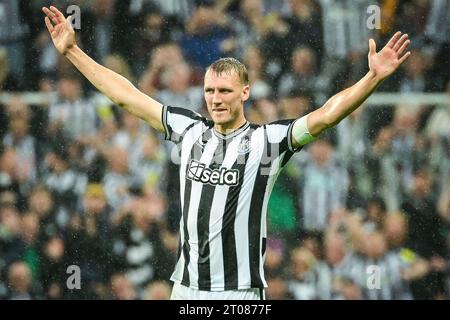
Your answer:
[180,130,209,286]
[222,129,255,290]
[196,129,222,290]
[248,126,270,288]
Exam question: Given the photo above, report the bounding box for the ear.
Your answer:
[241,84,250,102]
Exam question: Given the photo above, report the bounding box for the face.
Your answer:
[265,246,283,270]
[166,63,190,92]
[325,234,346,265]
[0,149,17,174]
[367,202,383,221]
[58,78,81,101]
[413,172,430,195]
[204,70,249,131]
[311,140,331,166]
[281,96,310,118]
[243,46,262,71]
[21,213,40,243]
[109,147,128,174]
[29,189,53,216]
[10,117,28,138]
[384,215,407,247]
[84,195,106,215]
[241,0,263,15]
[8,263,31,292]
[45,236,65,261]
[366,232,387,258]
[292,48,315,75]
[111,275,136,300]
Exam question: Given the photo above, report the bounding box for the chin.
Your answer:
[211,115,231,125]
[213,118,227,125]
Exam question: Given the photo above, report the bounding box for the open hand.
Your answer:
[42,6,76,55]
[368,31,411,81]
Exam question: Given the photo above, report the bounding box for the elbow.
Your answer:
[111,79,137,108]
[323,111,340,129]
[328,118,341,128]
[322,95,347,128]
[116,100,126,108]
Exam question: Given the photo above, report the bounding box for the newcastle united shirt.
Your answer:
[162,105,301,291]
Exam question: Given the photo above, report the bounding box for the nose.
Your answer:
[212,91,222,105]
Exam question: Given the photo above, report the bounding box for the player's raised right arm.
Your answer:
[42,6,164,132]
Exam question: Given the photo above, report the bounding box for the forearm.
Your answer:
[299,32,411,140]
[308,71,382,136]
[64,45,163,129]
[323,70,381,126]
[65,45,134,105]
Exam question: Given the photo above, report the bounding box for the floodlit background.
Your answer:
[0,0,449,300]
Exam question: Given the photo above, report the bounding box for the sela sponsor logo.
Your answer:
[187,160,239,186]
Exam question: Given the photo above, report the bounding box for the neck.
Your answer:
[214,116,247,135]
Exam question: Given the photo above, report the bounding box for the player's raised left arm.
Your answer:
[292,32,411,148]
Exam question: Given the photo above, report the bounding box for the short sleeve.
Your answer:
[265,119,302,154]
[162,105,206,143]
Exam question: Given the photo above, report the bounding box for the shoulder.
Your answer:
[267,119,296,126]
[264,119,296,144]
[165,105,213,127]
[165,105,204,120]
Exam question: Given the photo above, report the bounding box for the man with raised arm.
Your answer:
[42,5,410,300]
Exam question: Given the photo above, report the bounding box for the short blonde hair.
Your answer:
[206,57,249,85]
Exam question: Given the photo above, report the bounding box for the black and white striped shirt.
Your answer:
[341,250,414,300]
[162,106,301,291]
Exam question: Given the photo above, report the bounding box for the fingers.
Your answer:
[397,38,411,56]
[44,16,54,33]
[393,33,408,52]
[66,15,75,30]
[399,51,411,65]
[42,7,53,16]
[369,38,376,55]
[50,6,66,23]
[42,7,59,25]
[42,6,66,26]
[386,31,402,49]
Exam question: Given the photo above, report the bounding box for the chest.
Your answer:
[182,132,263,187]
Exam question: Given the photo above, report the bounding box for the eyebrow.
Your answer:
[204,85,234,90]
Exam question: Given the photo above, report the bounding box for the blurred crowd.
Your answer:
[0,0,449,299]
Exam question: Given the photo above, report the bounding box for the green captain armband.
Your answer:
[292,115,317,146]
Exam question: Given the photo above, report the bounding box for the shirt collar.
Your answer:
[213,121,250,140]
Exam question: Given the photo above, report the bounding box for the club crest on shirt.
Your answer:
[237,136,251,154]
